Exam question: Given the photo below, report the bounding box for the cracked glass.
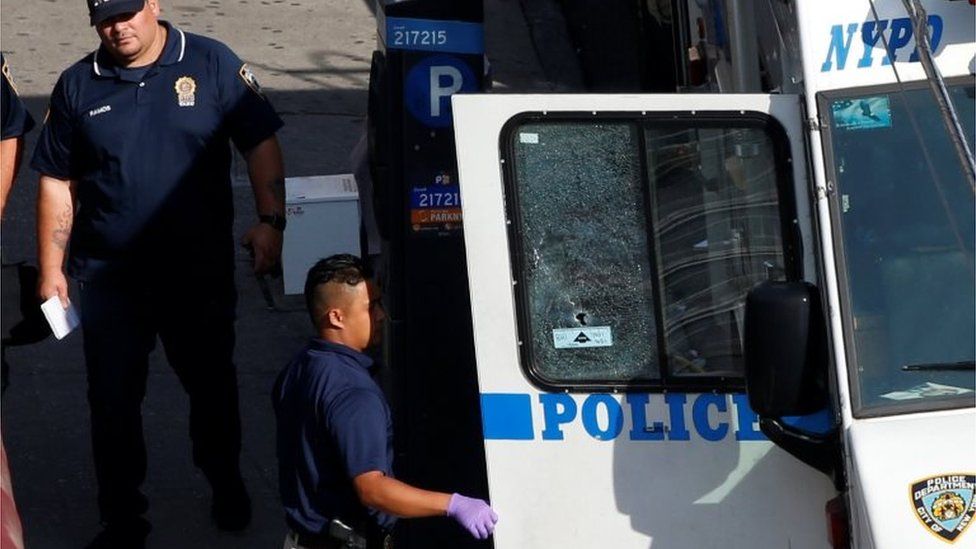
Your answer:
[511,122,659,382]
[509,118,787,386]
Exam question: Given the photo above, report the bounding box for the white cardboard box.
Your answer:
[283,174,360,295]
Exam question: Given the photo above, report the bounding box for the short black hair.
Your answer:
[303,254,372,326]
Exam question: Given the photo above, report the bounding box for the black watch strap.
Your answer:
[259,213,287,231]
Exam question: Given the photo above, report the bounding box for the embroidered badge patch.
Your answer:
[174,76,196,107]
[911,473,976,543]
[238,63,265,98]
[2,57,19,96]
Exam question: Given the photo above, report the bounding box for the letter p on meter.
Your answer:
[430,65,463,118]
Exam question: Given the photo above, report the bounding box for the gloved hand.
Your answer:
[447,493,498,539]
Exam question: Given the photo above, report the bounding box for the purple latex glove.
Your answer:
[447,493,498,539]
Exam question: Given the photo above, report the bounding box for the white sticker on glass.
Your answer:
[552,326,613,349]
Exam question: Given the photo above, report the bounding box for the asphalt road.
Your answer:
[0,1,548,547]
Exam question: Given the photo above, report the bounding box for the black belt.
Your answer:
[293,524,392,549]
[294,531,344,549]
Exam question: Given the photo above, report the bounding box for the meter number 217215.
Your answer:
[392,29,448,47]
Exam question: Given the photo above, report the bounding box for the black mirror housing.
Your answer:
[744,281,829,417]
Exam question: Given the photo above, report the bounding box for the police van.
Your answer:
[449,0,975,547]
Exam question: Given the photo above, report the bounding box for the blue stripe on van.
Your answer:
[781,408,834,435]
[481,393,534,440]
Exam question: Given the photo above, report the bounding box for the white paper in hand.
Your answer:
[40,296,80,340]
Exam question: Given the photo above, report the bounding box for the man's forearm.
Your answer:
[354,471,451,519]
[245,136,285,216]
[37,175,74,272]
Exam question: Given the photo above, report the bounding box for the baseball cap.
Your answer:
[87,0,146,26]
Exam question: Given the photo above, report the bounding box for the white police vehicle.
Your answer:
[451,0,975,547]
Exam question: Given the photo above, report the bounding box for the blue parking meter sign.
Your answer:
[404,54,477,128]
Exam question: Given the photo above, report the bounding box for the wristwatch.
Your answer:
[259,213,287,231]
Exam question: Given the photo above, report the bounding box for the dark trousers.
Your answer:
[77,275,241,524]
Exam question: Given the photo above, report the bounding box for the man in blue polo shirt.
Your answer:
[1,53,35,216]
[31,1,285,546]
[274,255,498,549]
[1,51,36,549]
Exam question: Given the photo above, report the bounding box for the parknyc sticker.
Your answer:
[911,473,976,543]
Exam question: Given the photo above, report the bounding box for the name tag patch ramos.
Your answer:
[911,473,976,543]
[174,76,196,107]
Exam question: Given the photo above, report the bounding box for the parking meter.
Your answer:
[367,2,491,547]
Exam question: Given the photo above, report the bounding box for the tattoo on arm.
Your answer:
[52,199,72,251]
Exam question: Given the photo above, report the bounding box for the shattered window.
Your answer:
[507,117,790,388]
[510,122,660,383]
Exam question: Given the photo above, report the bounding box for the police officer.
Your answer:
[1,51,36,549]
[30,1,285,547]
[1,53,35,216]
[274,255,498,549]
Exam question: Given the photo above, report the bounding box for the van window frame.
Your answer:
[817,77,976,418]
[498,111,802,393]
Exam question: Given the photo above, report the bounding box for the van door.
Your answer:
[452,94,835,548]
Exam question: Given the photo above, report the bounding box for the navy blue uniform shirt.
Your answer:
[1,54,36,139]
[273,339,396,535]
[30,23,283,281]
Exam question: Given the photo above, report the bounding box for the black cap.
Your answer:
[88,0,146,26]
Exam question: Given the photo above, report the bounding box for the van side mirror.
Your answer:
[744,281,829,416]
[744,281,837,477]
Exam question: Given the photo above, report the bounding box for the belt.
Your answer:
[293,531,343,549]
[288,526,393,549]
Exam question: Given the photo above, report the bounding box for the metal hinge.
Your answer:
[815,180,836,200]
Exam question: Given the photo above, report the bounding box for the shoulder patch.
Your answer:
[238,63,265,99]
[2,57,19,96]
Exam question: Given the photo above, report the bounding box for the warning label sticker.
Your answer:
[552,326,613,349]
